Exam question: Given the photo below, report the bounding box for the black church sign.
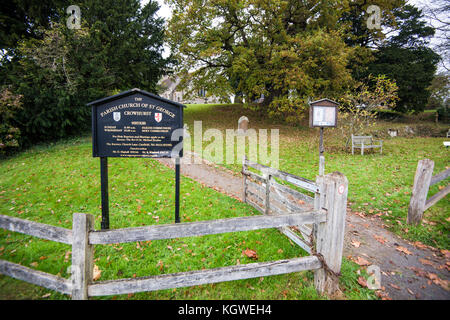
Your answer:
[89,88,184,158]
[88,88,185,229]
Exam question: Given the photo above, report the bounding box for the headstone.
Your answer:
[237,116,249,135]
[388,129,398,137]
[404,126,415,135]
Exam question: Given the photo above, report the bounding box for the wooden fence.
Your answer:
[242,156,348,294]
[0,161,348,299]
[407,159,450,225]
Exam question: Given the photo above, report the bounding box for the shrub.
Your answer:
[0,88,22,155]
[437,106,449,123]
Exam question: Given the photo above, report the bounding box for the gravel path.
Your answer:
[157,153,449,300]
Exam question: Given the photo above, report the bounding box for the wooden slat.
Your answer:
[0,214,72,244]
[246,198,265,213]
[430,168,450,186]
[244,159,319,193]
[0,259,71,295]
[89,212,326,244]
[244,158,272,172]
[242,169,267,184]
[272,171,319,193]
[269,190,309,213]
[245,179,265,195]
[297,224,312,237]
[245,189,264,204]
[271,181,314,204]
[424,184,450,211]
[88,256,322,296]
[279,227,312,254]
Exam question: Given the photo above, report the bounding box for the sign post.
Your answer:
[100,157,109,229]
[88,88,185,229]
[309,99,339,176]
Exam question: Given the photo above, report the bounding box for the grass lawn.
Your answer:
[0,135,376,300]
[183,104,449,250]
[1,103,448,300]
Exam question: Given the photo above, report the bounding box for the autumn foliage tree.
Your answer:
[338,74,399,145]
[166,0,356,124]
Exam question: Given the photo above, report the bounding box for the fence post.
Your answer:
[314,172,348,295]
[71,213,95,300]
[242,156,247,203]
[407,159,434,225]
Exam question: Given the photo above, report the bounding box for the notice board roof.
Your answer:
[87,88,186,108]
[309,98,340,106]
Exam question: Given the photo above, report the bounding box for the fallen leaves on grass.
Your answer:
[357,276,367,288]
[375,290,391,300]
[63,250,71,263]
[93,265,102,281]
[242,248,258,260]
[353,256,370,266]
[413,241,430,250]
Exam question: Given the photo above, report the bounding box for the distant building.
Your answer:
[158,76,224,104]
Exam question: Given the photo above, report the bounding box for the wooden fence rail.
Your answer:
[407,159,450,225]
[242,157,348,295]
[0,163,348,299]
[89,212,325,245]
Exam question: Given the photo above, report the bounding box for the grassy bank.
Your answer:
[183,104,449,249]
[0,136,375,300]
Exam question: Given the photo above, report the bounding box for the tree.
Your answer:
[427,74,449,110]
[1,0,172,149]
[366,5,440,113]
[0,0,71,50]
[166,0,355,123]
[338,74,398,145]
[422,0,450,71]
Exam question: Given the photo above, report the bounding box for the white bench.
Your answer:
[351,135,383,155]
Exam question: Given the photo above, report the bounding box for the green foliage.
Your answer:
[436,105,449,123]
[0,0,71,49]
[365,5,440,114]
[427,74,449,110]
[337,75,399,144]
[1,0,171,152]
[0,87,22,154]
[167,0,354,123]
[369,47,440,113]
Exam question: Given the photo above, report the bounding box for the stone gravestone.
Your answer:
[388,129,398,137]
[237,116,249,135]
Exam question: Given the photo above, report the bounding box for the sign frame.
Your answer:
[89,88,185,159]
[87,88,186,229]
[309,99,339,128]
